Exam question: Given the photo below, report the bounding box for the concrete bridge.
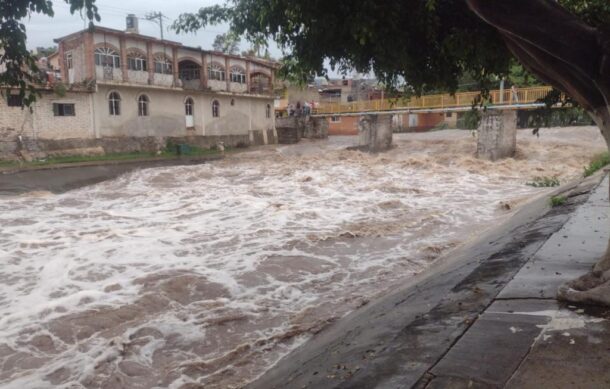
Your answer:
[279,86,557,158]
[311,86,554,117]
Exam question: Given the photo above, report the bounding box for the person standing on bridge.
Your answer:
[303,101,311,116]
[511,85,520,103]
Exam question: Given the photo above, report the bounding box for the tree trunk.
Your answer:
[594,176,610,273]
[466,0,610,306]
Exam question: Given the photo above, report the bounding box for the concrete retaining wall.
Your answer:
[0,132,267,161]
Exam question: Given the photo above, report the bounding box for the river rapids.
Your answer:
[0,127,605,388]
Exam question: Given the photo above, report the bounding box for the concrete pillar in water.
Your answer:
[303,117,329,139]
[358,114,393,152]
[476,110,517,161]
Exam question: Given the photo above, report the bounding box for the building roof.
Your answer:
[53,25,182,46]
[54,25,280,69]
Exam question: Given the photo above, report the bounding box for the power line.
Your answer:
[144,12,169,40]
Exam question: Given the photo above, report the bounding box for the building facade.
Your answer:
[0,23,277,159]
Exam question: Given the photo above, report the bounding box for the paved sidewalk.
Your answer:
[250,174,609,389]
[421,175,610,388]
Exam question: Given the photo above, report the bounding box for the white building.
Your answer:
[0,20,278,159]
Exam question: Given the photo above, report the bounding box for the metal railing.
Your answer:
[314,86,554,115]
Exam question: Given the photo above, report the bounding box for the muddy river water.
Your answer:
[0,127,606,388]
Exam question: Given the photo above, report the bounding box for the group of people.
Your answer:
[287,101,314,117]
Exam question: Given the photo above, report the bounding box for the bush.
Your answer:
[550,195,567,207]
[526,176,560,187]
[584,152,610,177]
[456,109,481,130]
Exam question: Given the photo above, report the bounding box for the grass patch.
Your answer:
[0,160,20,168]
[584,152,610,177]
[160,142,226,158]
[526,176,560,188]
[35,151,161,165]
[550,195,568,207]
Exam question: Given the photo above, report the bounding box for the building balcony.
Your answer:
[154,73,173,87]
[179,68,202,90]
[250,84,272,95]
[127,70,149,85]
[95,66,122,82]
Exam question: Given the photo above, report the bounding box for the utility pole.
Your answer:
[145,12,167,40]
[499,78,505,104]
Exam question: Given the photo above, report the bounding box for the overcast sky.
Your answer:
[25,0,276,55]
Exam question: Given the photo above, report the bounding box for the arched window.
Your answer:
[266,104,271,118]
[108,91,121,116]
[94,47,120,68]
[212,100,220,117]
[138,95,149,116]
[185,97,194,116]
[230,66,246,84]
[127,51,147,71]
[154,54,172,74]
[208,63,225,81]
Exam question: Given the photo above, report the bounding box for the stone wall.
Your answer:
[303,117,329,139]
[0,132,266,160]
[0,90,93,140]
[0,90,94,160]
[275,116,328,144]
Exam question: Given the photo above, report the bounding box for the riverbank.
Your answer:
[249,172,610,388]
[0,154,224,195]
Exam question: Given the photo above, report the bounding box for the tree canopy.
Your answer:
[212,32,241,55]
[175,1,509,93]
[174,1,605,92]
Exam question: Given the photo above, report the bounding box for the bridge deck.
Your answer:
[312,86,553,117]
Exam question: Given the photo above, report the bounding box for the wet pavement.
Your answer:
[250,173,610,388]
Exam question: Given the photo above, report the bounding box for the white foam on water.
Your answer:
[0,127,604,388]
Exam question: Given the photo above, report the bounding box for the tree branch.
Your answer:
[503,34,603,112]
[466,0,602,80]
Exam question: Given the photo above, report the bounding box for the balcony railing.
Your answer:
[250,83,272,95]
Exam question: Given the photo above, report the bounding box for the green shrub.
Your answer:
[584,152,610,177]
[456,109,481,130]
[550,195,567,207]
[526,176,560,188]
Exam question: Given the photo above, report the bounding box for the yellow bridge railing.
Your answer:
[314,86,553,115]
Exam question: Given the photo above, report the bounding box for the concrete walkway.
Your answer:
[250,173,609,389]
[423,175,610,388]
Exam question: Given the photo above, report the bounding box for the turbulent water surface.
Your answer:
[0,127,605,388]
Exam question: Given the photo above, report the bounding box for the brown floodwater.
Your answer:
[0,127,605,388]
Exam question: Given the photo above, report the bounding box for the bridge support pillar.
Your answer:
[358,114,393,152]
[477,110,517,161]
